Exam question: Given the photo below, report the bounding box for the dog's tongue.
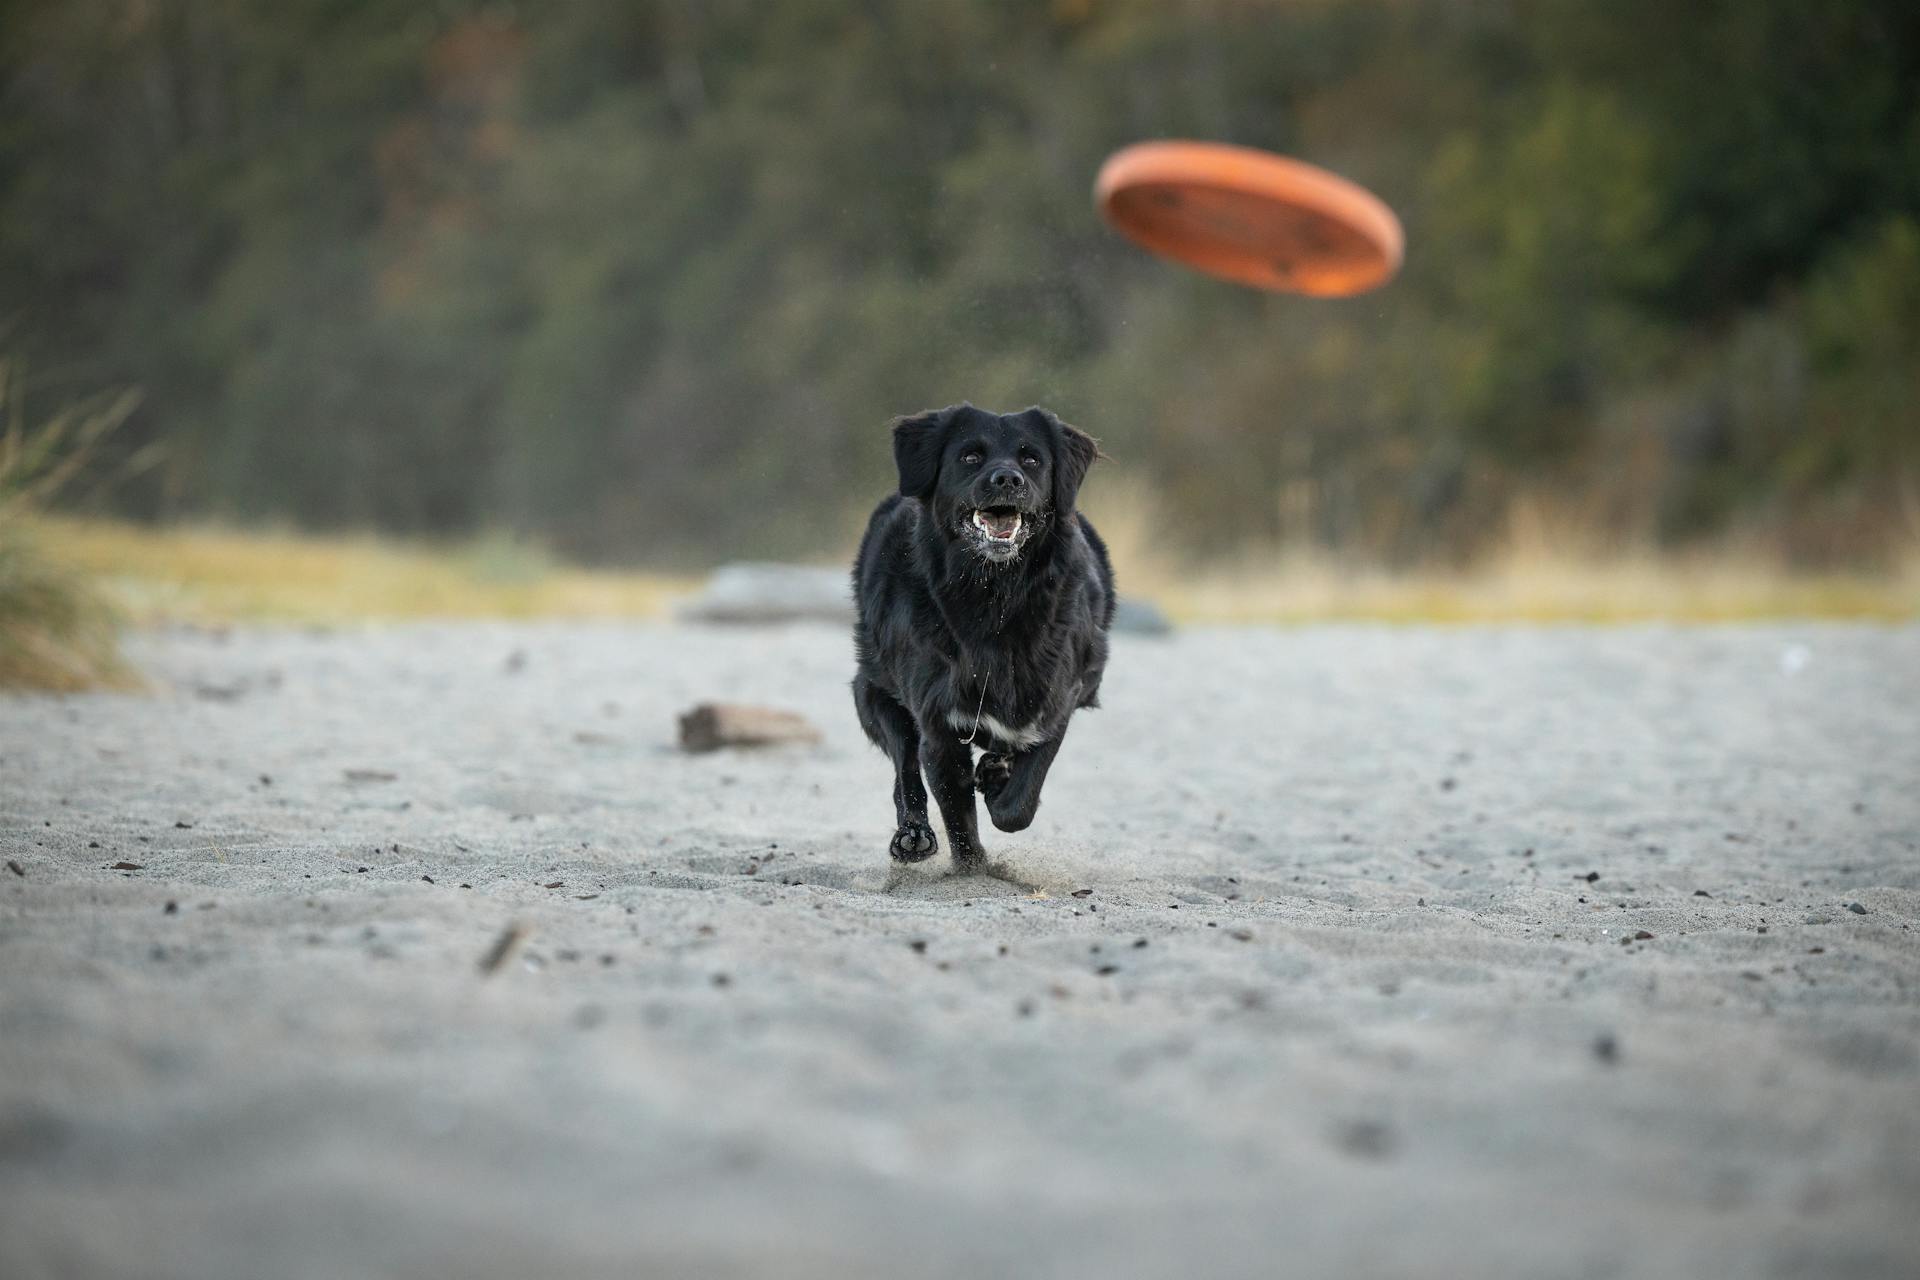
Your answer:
[974,509,1021,539]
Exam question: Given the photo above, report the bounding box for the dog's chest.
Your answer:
[942,658,1066,748]
[944,707,1047,749]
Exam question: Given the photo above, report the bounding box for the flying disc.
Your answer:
[1094,141,1403,297]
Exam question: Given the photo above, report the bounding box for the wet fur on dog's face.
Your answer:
[892,404,1099,564]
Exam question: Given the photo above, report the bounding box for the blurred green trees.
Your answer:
[2,0,1916,564]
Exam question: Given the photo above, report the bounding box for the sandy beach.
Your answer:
[3,619,1917,1279]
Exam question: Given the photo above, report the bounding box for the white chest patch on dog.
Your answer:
[947,710,1047,749]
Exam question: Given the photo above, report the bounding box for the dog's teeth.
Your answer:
[971,510,1021,541]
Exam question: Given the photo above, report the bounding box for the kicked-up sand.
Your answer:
[2,620,1917,1278]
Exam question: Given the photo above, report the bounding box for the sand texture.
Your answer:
[3,621,1918,1278]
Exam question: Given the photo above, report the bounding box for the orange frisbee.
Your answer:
[1095,141,1404,297]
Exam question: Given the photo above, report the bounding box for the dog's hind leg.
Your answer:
[854,675,938,863]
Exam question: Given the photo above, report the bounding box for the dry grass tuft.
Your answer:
[0,524,135,690]
[0,358,145,690]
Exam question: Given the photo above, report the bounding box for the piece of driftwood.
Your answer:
[1111,596,1175,635]
[678,702,824,753]
[674,562,854,625]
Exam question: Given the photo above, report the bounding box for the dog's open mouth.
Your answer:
[970,508,1023,543]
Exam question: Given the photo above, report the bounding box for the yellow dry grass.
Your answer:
[0,524,138,691]
[1084,479,1920,624]
[36,516,693,624]
[32,509,1920,628]
[1147,551,1918,624]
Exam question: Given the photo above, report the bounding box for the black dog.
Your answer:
[852,403,1114,869]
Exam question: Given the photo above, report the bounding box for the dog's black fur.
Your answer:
[852,403,1113,868]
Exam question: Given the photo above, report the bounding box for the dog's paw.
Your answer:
[889,820,939,864]
[974,751,1012,797]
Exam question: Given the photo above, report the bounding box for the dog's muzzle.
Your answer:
[962,504,1035,561]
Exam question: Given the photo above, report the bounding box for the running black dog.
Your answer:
[852,403,1113,869]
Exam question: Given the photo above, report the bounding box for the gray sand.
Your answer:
[3,621,1918,1279]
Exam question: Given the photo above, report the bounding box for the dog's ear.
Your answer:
[1031,408,1102,514]
[890,406,956,500]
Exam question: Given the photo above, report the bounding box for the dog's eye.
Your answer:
[1019,451,1042,468]
[960,451,983,466]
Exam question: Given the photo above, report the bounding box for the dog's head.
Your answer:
[890,404,1101,564]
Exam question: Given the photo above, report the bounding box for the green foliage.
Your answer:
[2,0,1916,564]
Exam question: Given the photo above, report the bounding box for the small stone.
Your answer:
[1847,902,1867,915]
[1335,1119,1396,1160]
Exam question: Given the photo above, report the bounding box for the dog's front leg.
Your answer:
[976,727,1067,833]
[854,675,938,863]
[920,730,988,870]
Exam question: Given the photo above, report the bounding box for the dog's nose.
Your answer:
[987,466,1026,492]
